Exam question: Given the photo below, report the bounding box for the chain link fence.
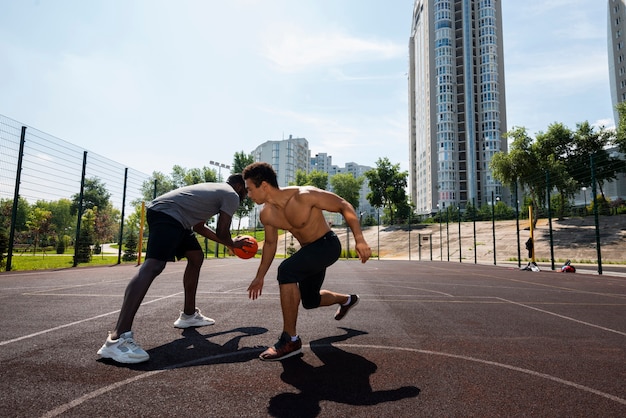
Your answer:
[1,114,150,270]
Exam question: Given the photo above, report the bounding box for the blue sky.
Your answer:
[0,0,613,176]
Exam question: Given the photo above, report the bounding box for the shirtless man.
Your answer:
[242,162,371,361]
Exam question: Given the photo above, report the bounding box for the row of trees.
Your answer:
[0,177,120,260]
[290,157,410,225]
[491,116,626,220]
[134,154,414,229]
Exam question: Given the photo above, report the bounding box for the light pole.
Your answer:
[209,160,231,182]
[582,187,587,216]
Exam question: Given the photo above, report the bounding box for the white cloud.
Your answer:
[262,25,404,73]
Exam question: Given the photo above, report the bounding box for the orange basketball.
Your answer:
[233,236,258,259]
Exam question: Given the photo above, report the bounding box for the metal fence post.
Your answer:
[491,191,496,265]
[515,180,521,267]
[458,205,461,263]
[591,154,603,275]
[6,126,26,271]
[546,170,555,270]
[473,198,477,264]
[73,151,88,267]
[408,211,411,261]
[117,168,128,264]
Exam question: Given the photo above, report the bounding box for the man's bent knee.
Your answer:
[301,296,321,310]
[139,258,167,277]
[186,250,204,268]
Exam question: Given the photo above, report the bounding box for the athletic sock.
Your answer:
[291,335,299,342]
[342,295,352,306]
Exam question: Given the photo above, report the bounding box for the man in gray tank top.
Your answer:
[98,174,251,364]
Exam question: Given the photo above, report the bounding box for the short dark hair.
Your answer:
[243,162,279,188]
[226,173,245,188]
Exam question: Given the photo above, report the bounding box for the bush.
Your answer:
[0,226,8,268]
[55,240,65,254]
[122,229,138,262]
[74,228,92,263]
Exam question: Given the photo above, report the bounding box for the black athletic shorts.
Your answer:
[145,209,202,261]
[277,231,341,309]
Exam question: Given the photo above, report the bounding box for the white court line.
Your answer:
[474,274,626,301]
[370,284,454,297]
[498,297,626,337]
[40,343,626,417]
[339,344,626,406]
[39,348,259,418]
[0,292,182,347]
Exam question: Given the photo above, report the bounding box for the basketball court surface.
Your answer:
[1,259,625,417]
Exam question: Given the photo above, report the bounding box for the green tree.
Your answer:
[70,177,111,215]
[171,165,189,188]
[293,169,309,186]
[0,197,29,232]
[491,127,545,215]
[75,208,95,264]
[308,170,329,190]
[291,169,328,189]
[171,164,218,187]
[140,171,175,202]
[232,151,254,174]
[38,199,73,240]
[534,123,578,220]
[364,157,408,225]
[122,226,138,262]
[568,121,625,200]
[26,207,53,253]
[70,179,118,248]
[231,151,255,233]
[93,205,120,253]
[139,166,219,203]
[330,173,363,210]
[0,225,8,267]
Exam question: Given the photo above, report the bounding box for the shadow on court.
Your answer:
[268,328,420,418]
[98,326,269,371]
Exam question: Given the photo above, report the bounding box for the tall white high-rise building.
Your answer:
[408,0,507,214]
[608,0,626,122]
[251,135,311,187]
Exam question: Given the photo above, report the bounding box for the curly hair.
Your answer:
[242,162,279,188]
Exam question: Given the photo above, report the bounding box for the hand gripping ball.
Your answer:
[233,235,258,259]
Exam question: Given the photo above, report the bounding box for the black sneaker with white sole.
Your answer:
[334,294,359,320]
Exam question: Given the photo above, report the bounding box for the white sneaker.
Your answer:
[97,331,149,364]
[173,308,215,328]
